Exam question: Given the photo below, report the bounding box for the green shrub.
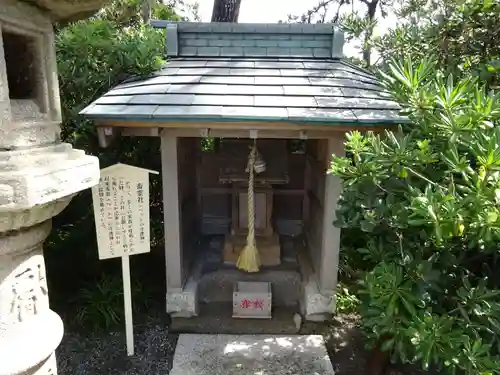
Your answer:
[46,19,167,320]
[335,282,360,314]
[73,274,152,331]
[330,57,500,374]
[56,19,165,153]
[95,0,182,27]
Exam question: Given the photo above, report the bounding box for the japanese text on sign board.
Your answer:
[92,171,151,260]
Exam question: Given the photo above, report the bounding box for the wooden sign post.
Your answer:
[91,163,158,356]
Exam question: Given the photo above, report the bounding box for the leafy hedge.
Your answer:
[330,57,500,374]
[56,19,164,153]
[45,19,167,328]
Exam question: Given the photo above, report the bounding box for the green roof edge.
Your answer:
[82,113,409,126]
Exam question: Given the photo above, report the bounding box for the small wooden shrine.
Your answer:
[81,21,407,321]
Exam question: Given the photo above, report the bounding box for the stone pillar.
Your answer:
[161,131,183,290]
[161,130,198,318]
[301,136,344,321]
[318,136,344,293]
[0,2,99,374]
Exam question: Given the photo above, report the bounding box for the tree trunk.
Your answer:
[362,0,378,66]
[141,0,155,24]
[365,334,392,375]
[211,0,242,22]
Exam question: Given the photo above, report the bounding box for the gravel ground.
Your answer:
[56,309,438,375]
[57,312,178,375]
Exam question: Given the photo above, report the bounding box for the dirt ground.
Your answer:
[324,314,441,375]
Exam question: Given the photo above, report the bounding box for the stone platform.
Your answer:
[223,233,281,267]
[170,334,335,375]
[167,235,335,321]
[171,302,298,334]
[197,267,301,307]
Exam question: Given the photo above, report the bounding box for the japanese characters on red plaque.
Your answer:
[239,299,265,310]
[91,165,155,260]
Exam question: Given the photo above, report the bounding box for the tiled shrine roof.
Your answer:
[80,22,407,126]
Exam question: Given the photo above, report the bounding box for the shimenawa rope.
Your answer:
[236,140,261,272]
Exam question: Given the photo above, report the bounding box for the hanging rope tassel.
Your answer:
[236,141,261,273]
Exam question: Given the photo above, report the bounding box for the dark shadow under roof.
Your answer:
[80,56,407,125]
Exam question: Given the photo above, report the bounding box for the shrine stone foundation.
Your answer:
[0,1,102,374]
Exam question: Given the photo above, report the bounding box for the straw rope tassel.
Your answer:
[236,141,261,273]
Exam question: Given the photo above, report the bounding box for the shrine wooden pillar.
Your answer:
[161,130,184,290]
[318,135,344,292]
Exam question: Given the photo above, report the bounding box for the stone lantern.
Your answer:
[0,1,107,375]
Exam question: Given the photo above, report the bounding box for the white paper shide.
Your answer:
[91,163,158,259]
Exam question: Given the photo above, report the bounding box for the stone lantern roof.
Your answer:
[22,0,109,20]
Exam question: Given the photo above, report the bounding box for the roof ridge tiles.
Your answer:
[151,21,344,59]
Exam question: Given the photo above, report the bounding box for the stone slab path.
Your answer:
[169,334,335,375]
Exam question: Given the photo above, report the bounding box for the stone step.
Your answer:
[169,333,335,375]
[170,302,323,335]
[197,268,302,307]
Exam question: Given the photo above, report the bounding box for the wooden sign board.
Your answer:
[91,163,158,260]
[91,163,158,357]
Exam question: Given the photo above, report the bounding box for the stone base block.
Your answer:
[296,246,335,322]
[167,259,204,318]
[197,267,301,307]
[223,233,281,267]
[301,279,335,322]
[166,280,199,318]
